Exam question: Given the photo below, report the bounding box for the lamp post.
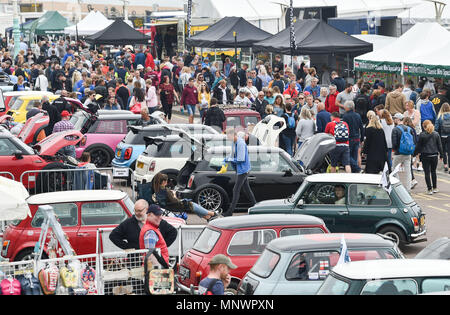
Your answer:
[12,0,21,59]
[234,31,238,71]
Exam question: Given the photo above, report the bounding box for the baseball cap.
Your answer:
[147,204,163,216]
[393,113,404,120]
[208,254,237,269]
[137,64,144,70]
[61,110,72,117]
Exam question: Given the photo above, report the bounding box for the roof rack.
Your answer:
[218,104,254,111]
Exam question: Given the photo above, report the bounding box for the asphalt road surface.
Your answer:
[172,110,449,259]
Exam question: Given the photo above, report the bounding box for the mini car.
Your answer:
[238,233,404,295]
[221,106,261,132]
[17,112,49,145]
[176,214,329,295]
[316,259,450,295]
[113,124,219,174]
[248,173,426,246]
[72,111,142,167]
[0,127,84,191]
[134,132,228,189]
[7,94,60,123]
[415,237,450,260]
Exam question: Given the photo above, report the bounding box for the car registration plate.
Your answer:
[113,168,129,178]
[137,162,144,169]
[179,266,190,279]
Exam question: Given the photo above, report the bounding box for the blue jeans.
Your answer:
[349,140,361,173]
[191,202,210,217]
[281,134,295,156]
[186,104,196,116]
[387,149,392,169]
[58,145,76,159]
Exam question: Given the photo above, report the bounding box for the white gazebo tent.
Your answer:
[0,176,31,231]
[354,22,450,75]
[351,34,396,51]
[64,11,113,37]
[403,39,450,78]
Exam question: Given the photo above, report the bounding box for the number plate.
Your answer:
[179,266,190,279]
[113,168,129,178]
[137,162,144,169]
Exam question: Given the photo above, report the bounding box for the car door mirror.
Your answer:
[283,169,293,177]
[296,199,304,208]
[14,151,23,160]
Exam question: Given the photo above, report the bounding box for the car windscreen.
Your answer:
[10,98,24,110]
[316,274,350,295]
[192,227,221,254]
[10,136,34,155]
[250,249,281,278]
[70,112,89,131]
[394,184,415,204]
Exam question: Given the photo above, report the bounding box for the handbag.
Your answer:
[18,273,42,295]
[102,258,130,282]
[130,101,142,114]
[81,265,97,295]
[60,266,79,288]
[38,263,59,295]
[0,277,21,295]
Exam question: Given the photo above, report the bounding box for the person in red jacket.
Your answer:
[325,84,340,113]
[144,50,156,71]
[325,112,351,173]
[139,202,170,265]
[181,77,199,124]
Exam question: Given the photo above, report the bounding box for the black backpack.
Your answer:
[441,116,450,134]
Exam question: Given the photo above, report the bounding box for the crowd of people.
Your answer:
[2,36,450,195]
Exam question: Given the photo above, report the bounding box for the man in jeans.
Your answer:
[391,114,413,193]
[180,77,199,124]
[342,100,364,173]
[325,112,352,173]
[222,128,256,217]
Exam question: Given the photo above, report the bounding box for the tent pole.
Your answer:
[347,53,350,79]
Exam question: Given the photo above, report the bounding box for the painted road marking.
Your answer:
[427,206,449,213]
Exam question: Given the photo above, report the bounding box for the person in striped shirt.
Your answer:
[52,110,76,158]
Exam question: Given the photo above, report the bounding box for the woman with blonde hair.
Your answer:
[72,70,82,92]
[362,115,389,174]
[295,106,315,149]
[415,120,443,194]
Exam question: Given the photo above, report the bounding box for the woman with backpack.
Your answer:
[280,103,298,156]
[414,120,443,195]
[417,91,436,126]
[435,103,450,173]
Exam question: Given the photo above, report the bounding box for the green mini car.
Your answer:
[248,173,426,246]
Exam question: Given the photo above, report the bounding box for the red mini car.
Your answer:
[177,214,329,295]
[1,190,184,261]
[222,107,261,132]
[0,127,84,190]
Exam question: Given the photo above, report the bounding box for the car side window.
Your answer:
[31,203,78,228]
[227,229,276,256]
[348,184,391,206]
[95,120,127,134]
[361,279,418,295]
[280,228,325,237]
[81,202,128,226]
[302,184,347,205]
[26,100,40,111]
[226,116,241,128]
[252,153,293,172]
[244,116,258,127]
[0,138,18,156]
[421,278,450,294]
[286,252,334,281]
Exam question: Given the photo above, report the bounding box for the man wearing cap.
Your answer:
[139,204,170,265]
[198,254,237,295]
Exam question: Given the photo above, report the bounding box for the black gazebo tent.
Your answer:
[253,19,373,56]
[86,19,150,45]
[186,16,272,48]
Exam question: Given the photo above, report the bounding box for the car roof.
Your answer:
[331,259,450,279]
[305,173,400,185]
[18,95,59,100]
[152,134,227,142]
[207,146,283,154]
[131,124,211,131]
[99,114,141,120]
[208,214,325,230]
[267,233,395,253]
[4,91,53,96]
[27,190,128,205]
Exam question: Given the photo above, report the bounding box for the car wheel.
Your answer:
[88,147,112,168]
[15,248,48,262]
[196,186,227,212]
[164,173,178,190]
[378,226,406,246]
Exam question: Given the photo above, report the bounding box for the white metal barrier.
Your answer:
[19,167,136,201]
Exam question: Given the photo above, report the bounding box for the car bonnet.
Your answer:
[17,113,49,143]
[34,130,84,156]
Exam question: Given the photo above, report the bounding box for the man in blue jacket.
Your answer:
[316,102,331,133]
[222,128,256,217]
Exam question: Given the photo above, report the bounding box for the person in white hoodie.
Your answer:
[145,79,159,114]
[34,70,48,91]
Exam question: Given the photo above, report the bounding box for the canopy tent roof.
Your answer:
[351,34,396,51]
[354,22,450,75]
[403,39,450,78]
[0,176,31,222]
[186,16,272,48]
[26,11,72,36]
[64,11,113,36]
[398,0,450,23]
[85,19,150,45]
[253,19,373,55]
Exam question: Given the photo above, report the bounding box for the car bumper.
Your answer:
[410,229,427,243]
[175,278,198,294]
[112,159,133,169]
[175,188,196,200]
[133,172,155,184]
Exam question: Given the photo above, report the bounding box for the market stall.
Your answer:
[64,11,113,37]
[85,19,150,46]
[27,11,72,37]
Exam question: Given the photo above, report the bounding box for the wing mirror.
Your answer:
[283,169,293,177]
[296,199,304,208]
[14,151,23,160]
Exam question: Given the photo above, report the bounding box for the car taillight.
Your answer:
[412,217,419,232]
[124,147,133,160]
[2,240,10,257]
[195,271,202,283]
[187,175,195,188]
[149,161,156,172]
